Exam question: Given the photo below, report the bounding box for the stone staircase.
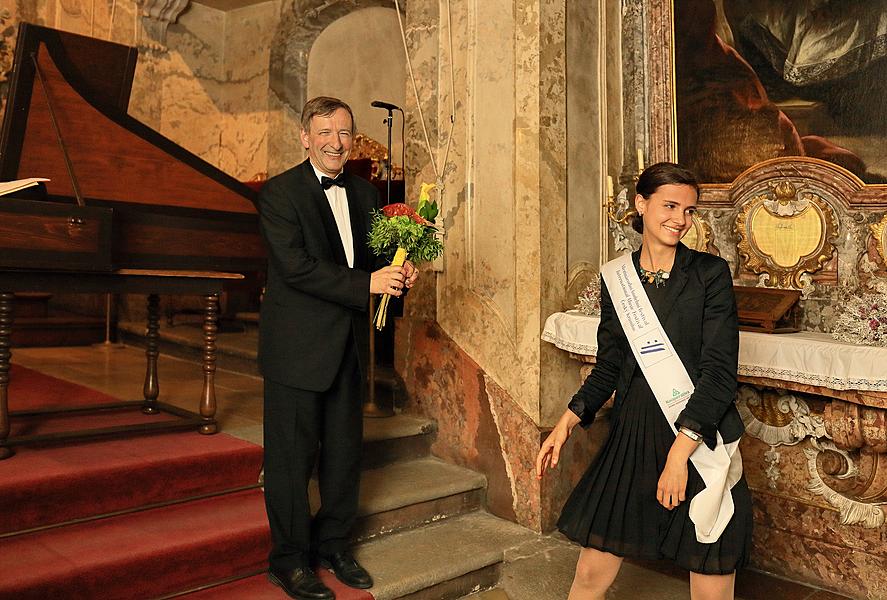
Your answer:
[185,414,539,599]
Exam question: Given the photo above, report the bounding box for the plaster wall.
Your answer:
[307,7,406,168]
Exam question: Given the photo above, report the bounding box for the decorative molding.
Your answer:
[805,439,885,528]
[135,0,191,46]
[738,384,887,527]
[824,399,887,453]
[735,179,839,291]
[737,386,826,448]
[645,0,675,163]
[737,386,827,490]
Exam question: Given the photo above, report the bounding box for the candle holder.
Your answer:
[605,174,637,226]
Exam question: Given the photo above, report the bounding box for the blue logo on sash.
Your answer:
[632,329,673,368]
[640,339,665,354]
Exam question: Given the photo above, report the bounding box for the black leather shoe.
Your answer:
[318,551,373,589]
[268,566,334,600]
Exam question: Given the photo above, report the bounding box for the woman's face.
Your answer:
[635,183,698,248]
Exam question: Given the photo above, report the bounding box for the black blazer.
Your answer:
[568,243,744,450]
[257,159,384,391]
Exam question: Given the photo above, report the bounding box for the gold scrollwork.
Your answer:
[606,197,636,227]
[350,134,404,180]
[735,180,838,289]
[681,214,715,253]
[871,214,887,266]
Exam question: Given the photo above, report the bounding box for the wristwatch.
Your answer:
[679,427,702,443]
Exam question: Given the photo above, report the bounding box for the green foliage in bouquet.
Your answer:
[367,212,443,263]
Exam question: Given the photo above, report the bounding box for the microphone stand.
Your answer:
[383,107,394,206]
[364,105,398,418]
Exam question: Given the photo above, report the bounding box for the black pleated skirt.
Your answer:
[557,374,753,575]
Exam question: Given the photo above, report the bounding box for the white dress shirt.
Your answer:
[311,163,354,268]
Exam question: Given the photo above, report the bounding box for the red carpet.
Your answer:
[1,365,265,534]
[0,364,375,600]
[8,364,122,409]
[6,364,181,438]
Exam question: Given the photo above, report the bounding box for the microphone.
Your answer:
[371,100,401,111]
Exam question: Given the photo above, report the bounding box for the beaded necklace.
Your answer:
[638,265,670,287]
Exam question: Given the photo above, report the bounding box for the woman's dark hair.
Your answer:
[631,162,700,233]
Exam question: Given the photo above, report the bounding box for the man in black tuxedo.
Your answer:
[258,96,417,600]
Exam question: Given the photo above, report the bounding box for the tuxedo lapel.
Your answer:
[344,175,368,270]
[300,161,348,266]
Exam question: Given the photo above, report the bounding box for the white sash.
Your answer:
[600,253,743,543]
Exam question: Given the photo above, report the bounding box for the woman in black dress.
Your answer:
[536,163,752,600]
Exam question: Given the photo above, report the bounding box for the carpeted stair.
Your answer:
[0,365,271,599]
[2,361,537,600]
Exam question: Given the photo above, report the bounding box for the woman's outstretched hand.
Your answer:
[536,409,582,480]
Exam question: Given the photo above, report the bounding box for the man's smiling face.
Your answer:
[300,108,353,177]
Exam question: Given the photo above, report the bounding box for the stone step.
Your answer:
[247,414,435,472]
[320,457,486,543]
[362,413,436,469]
[351,511,539,600]
[118,320,260,376]
[118,321,410,411]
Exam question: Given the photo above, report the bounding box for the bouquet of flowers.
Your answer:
[367,183,444,329]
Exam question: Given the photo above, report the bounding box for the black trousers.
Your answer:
[262,340,364,570]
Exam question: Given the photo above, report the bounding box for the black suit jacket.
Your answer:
[257,159,383,392]
[568,243,744,450]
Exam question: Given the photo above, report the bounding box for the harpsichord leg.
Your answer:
[142,293,160,415]
[0,293,14,459]
[199,293,218,434]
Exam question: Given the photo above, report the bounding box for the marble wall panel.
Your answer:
[752,488,886,599]
[464,0,517,327]
[397,0,610,431]
[396,317,604,532]
[565,1,601,292]
[267,90,303,175]
[430,0,543,423]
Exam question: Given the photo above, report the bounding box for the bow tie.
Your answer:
[321,174,346,189]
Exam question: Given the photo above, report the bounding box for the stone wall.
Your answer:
[393,0,622,531]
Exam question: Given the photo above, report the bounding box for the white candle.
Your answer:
[606,175,614,198]
[637,148,644,173]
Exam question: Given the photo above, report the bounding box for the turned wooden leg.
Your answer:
[142,293,160,415]
[199,293,218,434]
[0,293,14,459]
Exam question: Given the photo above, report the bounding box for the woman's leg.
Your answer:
[689,571,735,600]
[568,547,623,600]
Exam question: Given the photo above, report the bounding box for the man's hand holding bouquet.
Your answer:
[367,183,444,330]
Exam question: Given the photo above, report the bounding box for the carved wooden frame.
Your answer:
[682,214,715,254]
[735,179,839,289]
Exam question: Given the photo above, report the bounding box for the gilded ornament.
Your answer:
[735,180,838,290]
[871,213,887,266]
